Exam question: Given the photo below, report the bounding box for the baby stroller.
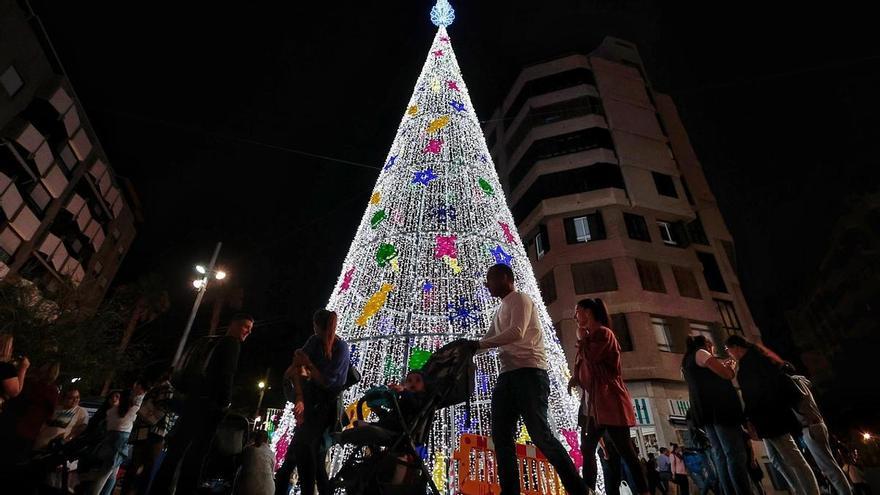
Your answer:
[332,340,476,495]
[199,413,252,494]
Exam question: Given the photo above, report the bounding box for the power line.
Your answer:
[95,107,383,171]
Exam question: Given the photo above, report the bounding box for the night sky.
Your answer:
[28,1,880,414]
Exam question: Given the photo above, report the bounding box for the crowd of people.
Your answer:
[1,264,875,495]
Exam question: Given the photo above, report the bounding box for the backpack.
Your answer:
[171,336,223,396]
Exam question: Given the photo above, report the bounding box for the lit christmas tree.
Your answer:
[276,1,588,492]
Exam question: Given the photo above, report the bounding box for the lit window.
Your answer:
[535,231,546,260]
[689,322,714,346]
[658,221,676,245]
[652,316,673,352]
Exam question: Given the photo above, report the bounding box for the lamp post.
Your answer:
[256,380,266,418]
[172,242,227,367]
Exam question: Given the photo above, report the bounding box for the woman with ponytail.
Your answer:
[569,298,649,494]
[681,335,752,495]
[275,309,351,495]
[725,335,820,495]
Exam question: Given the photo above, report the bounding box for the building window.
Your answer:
[611,313,634,352]
[687,215,710,245]
[1,66,24,97]
[571,259,618,294]
[534,224,549,260]
[715,299,743,336]
[636,259,666,293]
[689,321,715,346]
[697,251,728,293]
[29,184,51,213]
[564,212,606,244]
[721,240,737,273]
[539,270,557,304]
[503,67,597,123]
[624,213,651,242]
[681,176,695,205]
[511,162,625,222]
[652,172,678,198]
[658,221,677,245]
[672,265,702,299]
[508,126,616,192]
[652,316,674,352]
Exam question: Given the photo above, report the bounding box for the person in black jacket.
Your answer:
[150,313,254,495]
[724,335,820,495]
[681,336,752,495]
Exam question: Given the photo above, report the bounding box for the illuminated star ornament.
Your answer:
[430,0,455,27]
[383,155,397,170]
[434,235,458,259]
[449,100,466,112]
[447,80,460,91]
[412,167,438,186]
[446,297,480,328]
[422,280,434,292]
[434,203,457,224]
[490,245,512,266]
[423,138,443,154]
[432,49,444,58]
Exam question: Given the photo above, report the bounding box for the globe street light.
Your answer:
[173,242,227,367]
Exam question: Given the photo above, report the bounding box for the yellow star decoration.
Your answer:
[426,115,450,135]
[369,191,381,205]
[430,79,442,93]
[407,105,418,116]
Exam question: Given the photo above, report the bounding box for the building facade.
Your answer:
[485,37,761,455]
[0,0,137,305]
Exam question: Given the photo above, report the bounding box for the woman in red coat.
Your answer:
[570,298,649,494]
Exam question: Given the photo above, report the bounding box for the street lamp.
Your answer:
[255,371,269,419]
[172,242,228,367]
[863,432,873,442]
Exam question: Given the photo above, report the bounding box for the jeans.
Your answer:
[673,473,690,495]
[151,400,224,495]
[78,430,131,495]
[274,397,335,495]
[491,368,586,495]
[802,423,852,495]
[703,423,752,495]
[764,434,820,495]
[581,418,649,494]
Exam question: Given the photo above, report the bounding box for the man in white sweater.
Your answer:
[467,264,587,495]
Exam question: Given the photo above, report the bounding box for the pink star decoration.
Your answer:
[447,80,460,91]
[423,138,443,154]
[434,235,458,259]
[432,49,444,58]
[439,36,450,43]
[499,222,518,244]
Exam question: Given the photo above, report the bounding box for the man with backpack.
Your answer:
[151,313,254,495]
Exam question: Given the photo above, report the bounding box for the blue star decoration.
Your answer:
[434,203,457,224]
[422,280,434,292]
[412,167,438,186]
[491,245,513,266]
[384,155,397,171]
[446,297,480,329]
[449,100,466,112]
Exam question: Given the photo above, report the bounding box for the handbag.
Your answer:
[619,481,633,495]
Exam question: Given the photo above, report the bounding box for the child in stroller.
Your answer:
[332,340,476,495]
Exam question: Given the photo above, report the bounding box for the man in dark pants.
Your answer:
[150,314,254,494]
[467,264,587,495]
